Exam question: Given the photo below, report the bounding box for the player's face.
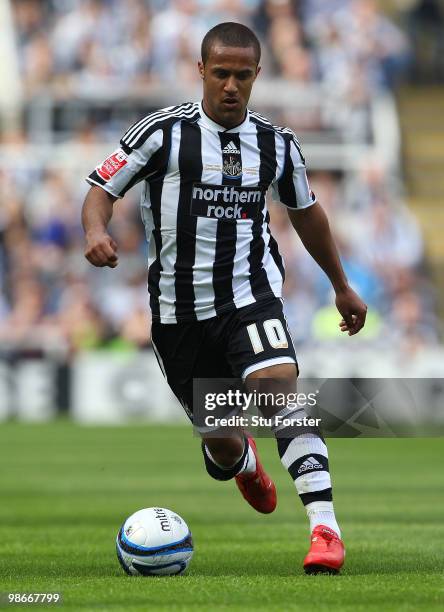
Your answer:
[199,45,260,129]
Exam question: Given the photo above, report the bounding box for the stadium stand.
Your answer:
[0,0,441,366]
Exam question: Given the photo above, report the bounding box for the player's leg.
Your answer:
[150,319,264,500]
[202,435,244,469]
[202,428,277,513]
[198,386,276,513]
[244,362,344,573]
[193,314,277,513]
[201,431,254,480]
[226,298,344,573]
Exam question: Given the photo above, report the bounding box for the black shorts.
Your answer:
[151,298,297,422]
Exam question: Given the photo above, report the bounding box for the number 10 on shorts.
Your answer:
[247,319,288,354]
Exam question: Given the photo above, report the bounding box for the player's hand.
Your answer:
[335,287,367,336]
[84,231,119,268]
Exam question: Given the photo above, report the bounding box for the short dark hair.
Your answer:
[201,22,261,64]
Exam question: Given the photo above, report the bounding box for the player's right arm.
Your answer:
[82,116,165,268]
[82,186,119,268]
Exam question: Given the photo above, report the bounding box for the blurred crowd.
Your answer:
[0,0,440,358]
[276,165,439,353]
[12,0,410,99]
[0,152,438,357]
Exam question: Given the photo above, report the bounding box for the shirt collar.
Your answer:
[198,101,250,133]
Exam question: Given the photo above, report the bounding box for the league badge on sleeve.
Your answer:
[97,148,128,181]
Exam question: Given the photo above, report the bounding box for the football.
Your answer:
[116,507,194,576]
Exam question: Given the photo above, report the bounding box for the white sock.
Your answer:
[240,442,257,476]
[305,501,341,538]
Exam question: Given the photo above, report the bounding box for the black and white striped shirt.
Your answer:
[87,101,316,323]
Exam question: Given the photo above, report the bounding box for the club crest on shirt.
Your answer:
[222,140,242,178]
[223,156,242,178]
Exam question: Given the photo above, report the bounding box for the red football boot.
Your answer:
[303,525,345,574]
[235,437,277,514]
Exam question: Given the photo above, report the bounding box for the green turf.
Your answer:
[0,423,443,611]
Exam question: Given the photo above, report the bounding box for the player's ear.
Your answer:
[198,61,205,80]
[255,65,261,79]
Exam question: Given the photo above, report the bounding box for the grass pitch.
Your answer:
[0,422,443,611]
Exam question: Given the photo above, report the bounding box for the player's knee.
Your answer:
[247,362,296,382]
[245,363,297,416]
[245,363,297,389]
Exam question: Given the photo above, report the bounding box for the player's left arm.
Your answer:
[272,133,367,335]
[287,203,368,336]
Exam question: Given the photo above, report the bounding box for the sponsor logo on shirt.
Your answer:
[97,149,128,181]
[222,141,240,154]
[190,183,264,220]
